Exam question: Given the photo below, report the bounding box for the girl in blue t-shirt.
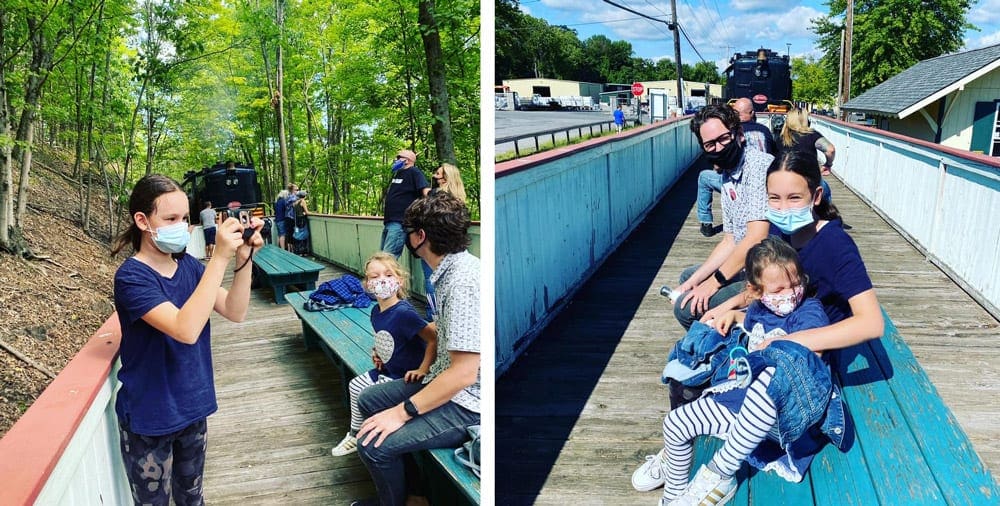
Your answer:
[331,252,437,457]
[111,174,263,506]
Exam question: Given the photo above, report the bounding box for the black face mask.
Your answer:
[704,138,744,172]
[406,232,427,258]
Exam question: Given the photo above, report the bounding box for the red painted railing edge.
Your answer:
[0,314,121,505]
[495,115,691,178]
[817,116,1000,169]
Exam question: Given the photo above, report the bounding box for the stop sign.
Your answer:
[631,82,644,96]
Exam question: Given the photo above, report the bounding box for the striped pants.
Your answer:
[661,367,777,501]
[349,372,394,433]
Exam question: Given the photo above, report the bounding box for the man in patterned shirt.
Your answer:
[354,191,480,506]
[673,105,773,330]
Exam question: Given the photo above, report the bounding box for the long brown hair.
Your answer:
[767,151,840,221]
[111,175,184,256]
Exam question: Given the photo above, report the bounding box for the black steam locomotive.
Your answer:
[724,48,793,112]
[181,161,265,225]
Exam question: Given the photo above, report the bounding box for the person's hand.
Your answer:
[404,367,428,383]
[371,349,384,370]
[679,279,719,315]
[713,310,741,335]
[821,164,832,176]
[215,217,244,260]
[235,217,264,265]
[700,305,727,325]
[357,404,408,448]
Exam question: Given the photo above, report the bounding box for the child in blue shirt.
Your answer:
[633,237,831,506]
[331,252,437,457]
[111,174,262,505]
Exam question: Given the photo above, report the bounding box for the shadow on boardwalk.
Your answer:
[496,166,700,505]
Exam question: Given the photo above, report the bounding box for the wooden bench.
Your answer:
[285,291,480,505]
[251,244,324,304]
[689,310,1000,504]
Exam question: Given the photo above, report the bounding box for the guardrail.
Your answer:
[495,116,700,375]
[813,117,1000,318]
[495,118,638,159]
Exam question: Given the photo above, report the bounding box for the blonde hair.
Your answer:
[438,163,467,203]
[364,251,409,299]
[780,108,814,147]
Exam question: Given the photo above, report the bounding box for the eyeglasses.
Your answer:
[702,131,735,151]
[404,227,419,235]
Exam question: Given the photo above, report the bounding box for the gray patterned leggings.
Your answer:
[118,418,208,506]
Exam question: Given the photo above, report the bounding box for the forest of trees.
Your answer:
[0,0,480,255]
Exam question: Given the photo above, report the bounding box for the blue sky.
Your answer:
[517,0,1000,71]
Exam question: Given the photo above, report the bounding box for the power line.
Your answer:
[677,23,707,63]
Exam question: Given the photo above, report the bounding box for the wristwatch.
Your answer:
[403,398,420,418]
[713,269,728,286]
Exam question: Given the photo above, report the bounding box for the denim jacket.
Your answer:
[662,321,744,387]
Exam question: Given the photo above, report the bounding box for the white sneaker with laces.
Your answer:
[661,464,736,506]
[331,432,358,456]
[631,449,667,491]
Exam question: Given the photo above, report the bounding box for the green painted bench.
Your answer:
[285,291,480,505]
[687,310,999,504]
[251,244,324,304]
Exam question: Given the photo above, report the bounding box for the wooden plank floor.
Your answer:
[202,258,376,505]
[495,162,1000,505]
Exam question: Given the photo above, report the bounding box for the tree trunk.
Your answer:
[418,0,456,165]
[14,18,55,228]
[274,0,290,186]
[0,10,14,249]
[397,4,417,147]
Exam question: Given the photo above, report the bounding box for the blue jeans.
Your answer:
[674,264,747,330]
[697,169,723,224]
[380,221,406,259]
[357,379,479,506]
[420,260,436,320]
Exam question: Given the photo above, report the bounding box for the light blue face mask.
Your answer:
[766,205,815,235]
[151,221,190,254]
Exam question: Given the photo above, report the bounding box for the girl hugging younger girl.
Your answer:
[634,237,835,506]
[331,252,437,456]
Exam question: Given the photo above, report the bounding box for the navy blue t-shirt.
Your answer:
[383,167,429,223]
[113,254,217,436]
[369,299,429,382]
[773,219,873,324]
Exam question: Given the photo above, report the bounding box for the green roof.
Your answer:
[843,44,1000,117]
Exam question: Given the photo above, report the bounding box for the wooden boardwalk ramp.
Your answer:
[202,260,375,504]
[496,165,1000,505]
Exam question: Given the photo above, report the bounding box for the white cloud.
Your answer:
[730,0,800,12]
[970,0,1000,27]
[966,30,1000,49]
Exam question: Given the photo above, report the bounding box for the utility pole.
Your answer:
[671,0,683,113]
[840,0,854,119]
[837,28,845,116]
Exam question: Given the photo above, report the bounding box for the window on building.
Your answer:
[992,103,1000,157]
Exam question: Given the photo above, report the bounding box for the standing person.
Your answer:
[110,174,263,506]
[274,188,289,250]
[199,201,217,260]
[380,149,430,258]
[696,98,776,237]
[420,162,468,320]
[283,184,299,251]
[614,104,626,133]
[331,252,437,457]
[778,108,835,204]
[292,190,310,254]
[353,192,480,506]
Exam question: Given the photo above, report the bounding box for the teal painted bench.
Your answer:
[285,291,480,505]
[251,244,323,304]
[688,311,999,504]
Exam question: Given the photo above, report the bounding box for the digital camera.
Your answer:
[228,209,255,242]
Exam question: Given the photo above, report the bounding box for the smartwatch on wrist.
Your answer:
[403,398,420,418]
[713,269,728,286]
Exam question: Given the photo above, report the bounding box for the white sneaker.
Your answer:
[331,432,357,456]
[632,450,667,491]
[662,465,736,506]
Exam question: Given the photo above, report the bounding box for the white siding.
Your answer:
[940,67,1000,150]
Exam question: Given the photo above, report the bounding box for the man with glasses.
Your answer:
[381,149,430,258]
[696,98,776,237]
